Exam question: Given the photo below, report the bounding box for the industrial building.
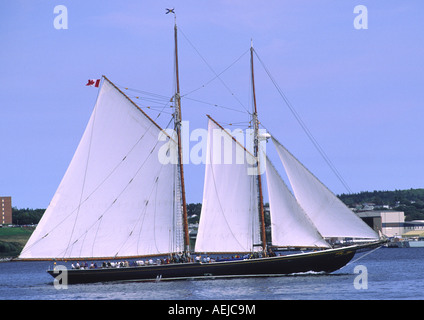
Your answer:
[356,210,405,238]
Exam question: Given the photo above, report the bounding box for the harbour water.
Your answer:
[1,247,424,300]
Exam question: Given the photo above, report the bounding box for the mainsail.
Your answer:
[20,77,184,259]
[194,118,261,253]
[271,137,379,240]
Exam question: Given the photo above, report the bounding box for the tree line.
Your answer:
[11,188,424,226]
[338,188,424,221]
[12,208,45,225]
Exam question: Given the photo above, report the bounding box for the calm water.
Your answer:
[1,247,424,300]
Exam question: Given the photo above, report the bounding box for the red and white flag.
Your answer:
[86,79,100,87]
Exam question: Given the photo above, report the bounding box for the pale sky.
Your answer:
[1,0,423,208]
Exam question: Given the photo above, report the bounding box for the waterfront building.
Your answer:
[356,210,405,238]
[0,196,12,225]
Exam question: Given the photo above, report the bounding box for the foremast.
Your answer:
[171,11,190,254]
[250,43,267,255]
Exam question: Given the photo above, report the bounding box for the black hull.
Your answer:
[46,242,382,284]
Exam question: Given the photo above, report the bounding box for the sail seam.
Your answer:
[58,135,164,258]
[64,95,98,258]
[208,149,247,251]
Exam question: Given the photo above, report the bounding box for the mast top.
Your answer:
[166,8,176,25]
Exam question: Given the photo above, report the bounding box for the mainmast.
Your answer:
[171,10,190,253]
[250,43,267,255]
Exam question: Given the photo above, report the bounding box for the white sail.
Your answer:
[265,157,330,248]
[194,119,261,253]
[272,137,378,239]
[20,77,183,259]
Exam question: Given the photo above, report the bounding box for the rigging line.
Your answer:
[171,162,177,254]
[182,48,250,98]
[116,84,171,101]
[178,27,251,114]
[123,98,173,110]
[219,121,251,127]
[253,49,353,194]
[132,107,174,116]
[182,96,247,114]
[114,83,174,119]
[128,99,174,108]
[124,94,171,104]
[64,97,99,258]
[124,93,170,102]
[91,211,103,258]
[116,165,163,257]
[250,148,261,250]
[341,245,382,269]
[152,174,160,254]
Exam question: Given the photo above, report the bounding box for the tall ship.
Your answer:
[18,12,384,284]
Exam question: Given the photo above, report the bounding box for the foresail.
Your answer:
[265,157,330,248]
[272,137,378,239]
[20,77,182,259]
[194,118,261,253]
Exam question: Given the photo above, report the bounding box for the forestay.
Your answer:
[20,78,183,259]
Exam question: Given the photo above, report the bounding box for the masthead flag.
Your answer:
[86,79,100,87]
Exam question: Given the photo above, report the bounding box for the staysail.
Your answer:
[265,157,330,248]
[194,118,261,253]
[20,77,183,259]
[272,137,378,239]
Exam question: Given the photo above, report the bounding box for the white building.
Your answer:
[356,210,405,238]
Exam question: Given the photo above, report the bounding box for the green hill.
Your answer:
[338,188,424,221]
[0,227,35,258]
